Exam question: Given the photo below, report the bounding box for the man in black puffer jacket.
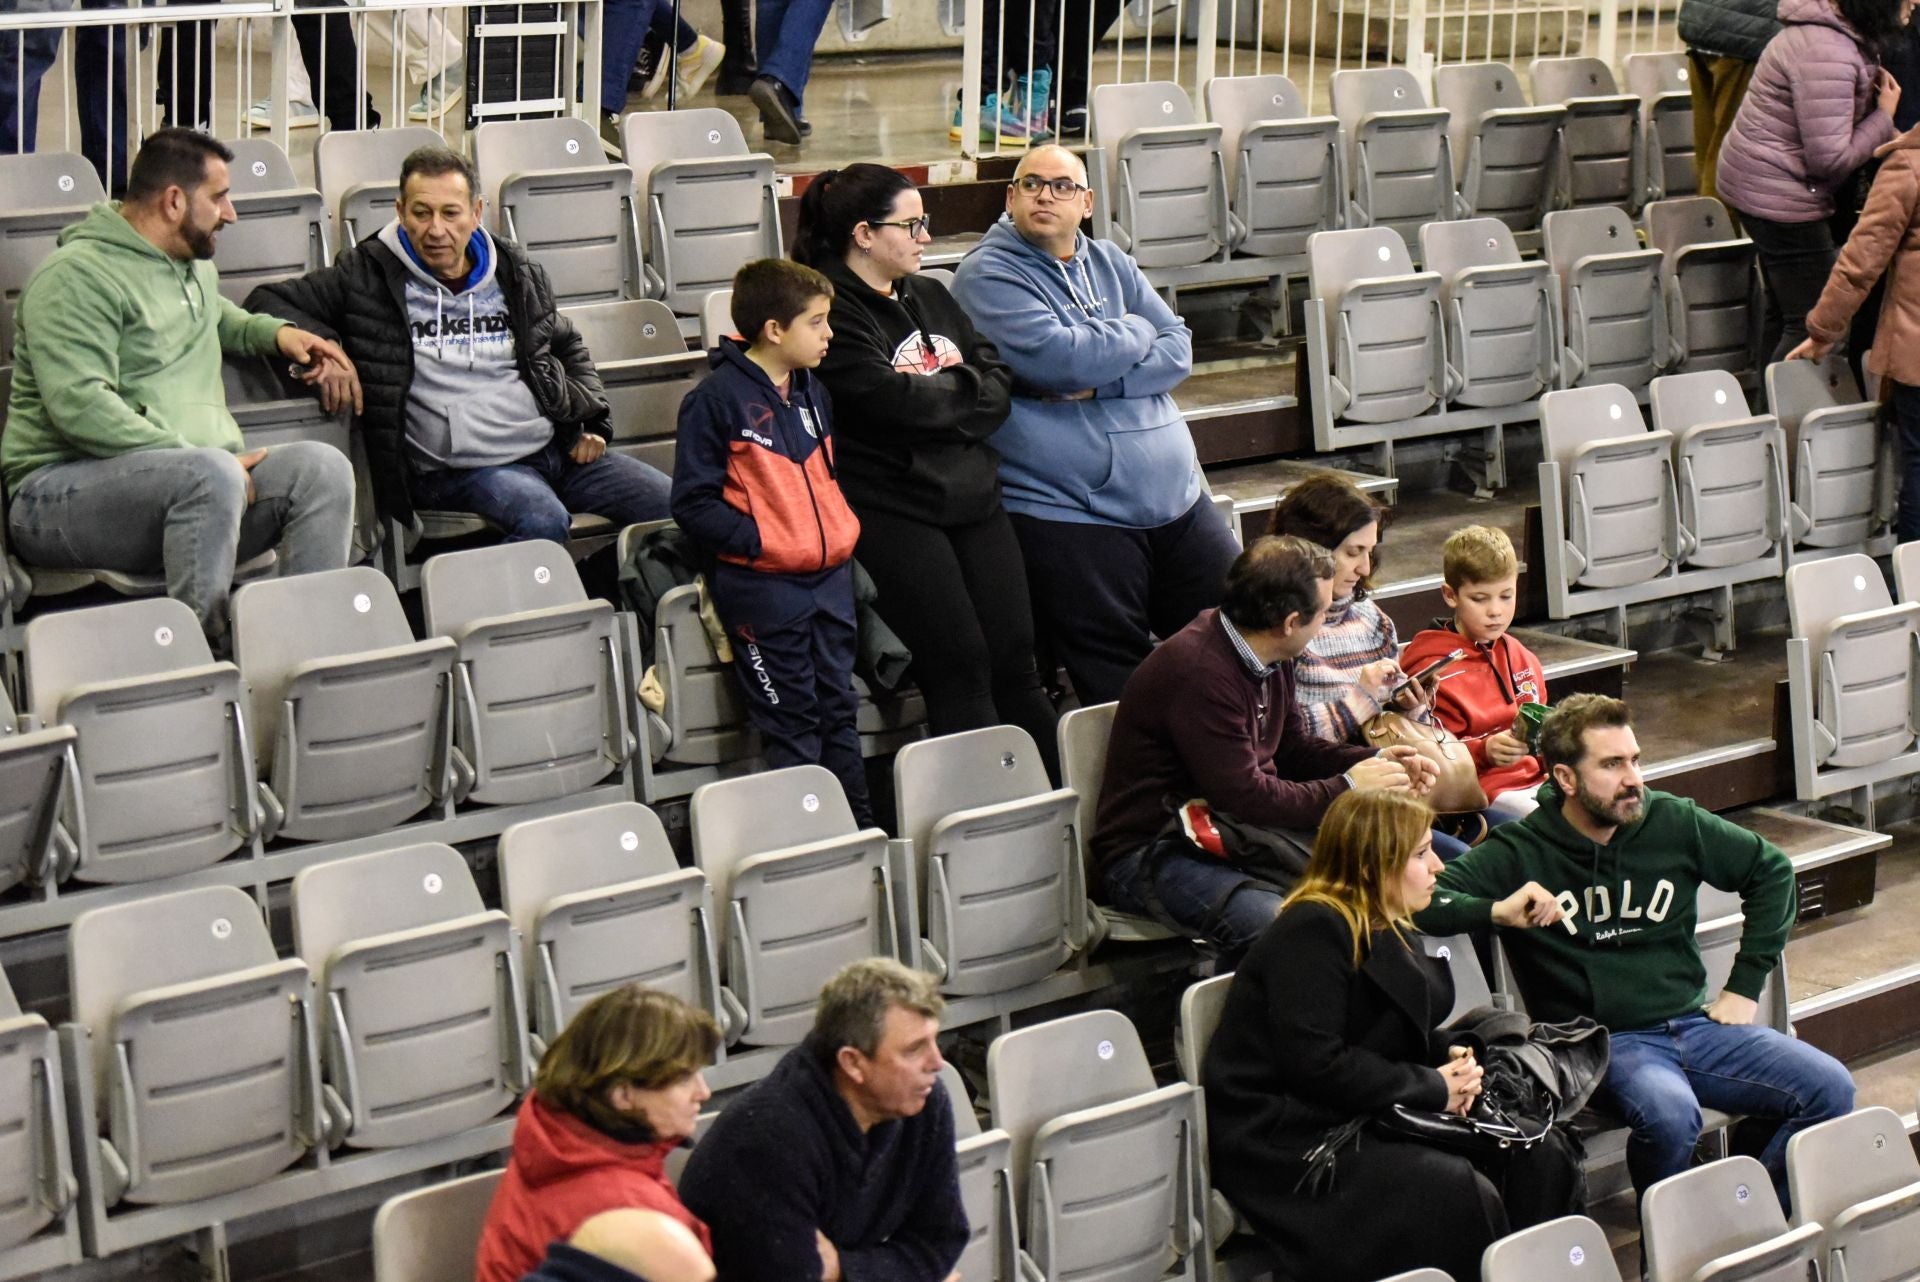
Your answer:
[248,145,670,539]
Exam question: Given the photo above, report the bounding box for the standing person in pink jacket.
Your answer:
[1717,0,1915,360]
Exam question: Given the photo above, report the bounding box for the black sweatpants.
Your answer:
[853,504,1059,781]
[1010,495,1238,707]
[708,560,873,826]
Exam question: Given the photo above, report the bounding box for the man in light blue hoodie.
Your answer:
[952,145,1236,704]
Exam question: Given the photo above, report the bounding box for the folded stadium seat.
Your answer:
[472,117,643,308]
[1543,205,1666,391]
[0,960,77,1270]
[1305,225,1446,424]
[1088,81,1236,269]
[562,297,706,475]
[1432,62,1567,235]
[1329,67,1461,252]
[1481,1215,1623,1282]
[1785,552,1920,803]
[419,539,635,805]
[291,841,530,1148]
[0,151,105,365]
[1626,52,1699,205]
[1896,541,1920,603]
[1174,975,1266,1277]
[1642,1156,1823,1282]
[230,566,465,843]
[496,801,737,1050]
[892,725,1087,997]
[313,126,445,249]
[1204,74,1343,267]
[1644,197,1762,377]
[1768,356,1894,555]
[1530,56,1645,213]
[688,764,901,1047]
[1057,702,1177,944]
[1648,371,1790,571]
[213,138,331,304]
[25,597,261,884]
[67,885,318,1204]
[0,681,77,896]
[1787,1105,1920,1282]
[1419,217,1559,409]
[986,1009,1209,1282]
[699,287,736,348]
[371,1169,503,1282]
[620,109,782,321]
[940,1062,1019,1282]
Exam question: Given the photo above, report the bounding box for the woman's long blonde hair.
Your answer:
[1283,789,1436,965]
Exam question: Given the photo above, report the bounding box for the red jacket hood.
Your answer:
[508,1092,683,1187]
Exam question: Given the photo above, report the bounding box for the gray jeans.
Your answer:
[8,442,356,637]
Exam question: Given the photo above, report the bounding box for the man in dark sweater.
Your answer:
[1094,535,1438,955]
[678,959,967,1282]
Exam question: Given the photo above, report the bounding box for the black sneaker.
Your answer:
[1059,104,1088,137]
[630,28,668,95]
[750,75,803,145]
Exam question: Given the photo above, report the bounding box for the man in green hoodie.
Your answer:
[3,127,356,642]
[1414,693,1853,1211]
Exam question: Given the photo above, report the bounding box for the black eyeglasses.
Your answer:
[1012,174,1089,199]
[870,215,932,237]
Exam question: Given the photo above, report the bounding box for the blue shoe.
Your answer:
[950,90,1037,145]
[1015,68,1054,141]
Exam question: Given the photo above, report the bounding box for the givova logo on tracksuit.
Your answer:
[737,626,779,706]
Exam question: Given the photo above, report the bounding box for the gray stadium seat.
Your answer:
[419,540,634,805]
[1482,1214,1623,1282]
[0,682,76,895]
[25,597,261,884]
[1538,384,1679,590]
[1767,355,1892,552]
[1203,74,1343,263]
[562,298,704,474]
[0,962,76,1258]
[291,841,529,1148]
[1330,67,1460,251]
[231,566,463,843]
[1641,1155,1822,1282]
[473,117,642,307]
[1307,226,1446,424]
[371,1169,503,1282]
[68,886,316,1204]
[1058,702,1177,944]
[1785,552,1920,797]
[699,286,737,348]
[497,801,737,1048]
[893,726,1085,996]
[1786,1105,1920,1282]
[1421,932,1494,1023]
[689,765,899,1046]
[1420,217,1559,409]
[651,580,753,768]
[1530,57,1644,212]
[942,1063,1019,1282]
[1544,204,1666,391]
[314,126,445,248]
[215,138,331,304]
[1897,541,1920,604]
[1433,62,1566,234]
[1089,81,1235,268]
[1648,371,1789,570]
[621,109,782,317]
[987,1009,1207,1282]
[0,150,104,364]
[1626,52,1698,204]
[1645,197,1761,377]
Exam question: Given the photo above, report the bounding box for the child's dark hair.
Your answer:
[792,164,915,267]
[731,259,834,344]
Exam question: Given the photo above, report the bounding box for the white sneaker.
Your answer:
[247,97,320,129]
[407,70,464,121]
[672,34,725,102]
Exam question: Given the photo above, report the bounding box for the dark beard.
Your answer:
[1576,781,1643,828]
[183,222,218,260]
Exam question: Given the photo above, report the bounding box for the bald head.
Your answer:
[1013,143,1088,186]
[567,1210,716,1282]
[1005,144,1093,257]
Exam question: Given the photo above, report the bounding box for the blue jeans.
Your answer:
[600,0,658,108]
[755,0,832,110]
[1599,1012,1854,1211]
[408,440,672,542]
[0,0,128,194]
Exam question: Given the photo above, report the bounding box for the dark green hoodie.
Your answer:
[1413,786,1794,1030]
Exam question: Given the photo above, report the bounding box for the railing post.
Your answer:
[1404,0,1432,79]
[960,0,984,160]
[1192,0,1217,102]
[1594,0,1619,70]
[270,0,292,151]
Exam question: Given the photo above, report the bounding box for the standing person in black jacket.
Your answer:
[1677,0,1782,210]
[247,145,670,540]
[678,959,967,1282]
[795,164,1059,778]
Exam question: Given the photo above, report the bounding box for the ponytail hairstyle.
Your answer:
[794,162,916,267]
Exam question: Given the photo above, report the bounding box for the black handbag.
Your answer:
[1372,1098,1551,1157]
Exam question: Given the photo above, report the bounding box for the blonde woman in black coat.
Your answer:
[1200,790,1580,1282]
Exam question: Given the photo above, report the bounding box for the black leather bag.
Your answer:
[1372,1098,1552,1157]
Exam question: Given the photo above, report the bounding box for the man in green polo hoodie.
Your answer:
[3,127,357,641]
[1415,693,1853,1213]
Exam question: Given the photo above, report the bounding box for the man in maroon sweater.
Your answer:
[1094,535,1437,954]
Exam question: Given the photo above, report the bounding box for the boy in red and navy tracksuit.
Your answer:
[671,259,872,823]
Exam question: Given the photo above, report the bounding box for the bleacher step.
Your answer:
[1789,824,1920,1062]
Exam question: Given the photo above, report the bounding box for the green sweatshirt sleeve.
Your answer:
[1413,839,1524,934]
[19,261,193,456]
[1694,805,1796,1001]
[216,291,289,356]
